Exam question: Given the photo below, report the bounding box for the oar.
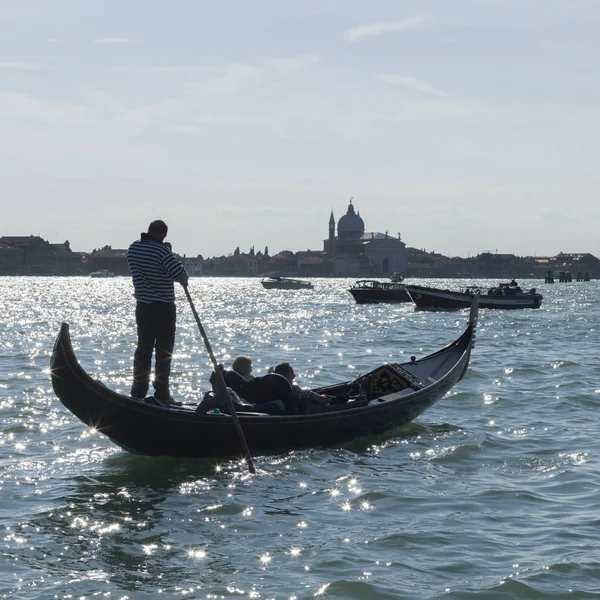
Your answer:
[182,284,256,474]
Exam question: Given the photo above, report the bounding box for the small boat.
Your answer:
[49,298,479,458]
[349,280,411,304]
[261,276,313,290]
[390,272,404,283]
[406,282,543,310]
[89,270,115,278]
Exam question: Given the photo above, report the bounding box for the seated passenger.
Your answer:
[201,357,299,415]
[251,372,298,414]
[211,356,255,397]
[231,355,254,381]
[273,362,333,410]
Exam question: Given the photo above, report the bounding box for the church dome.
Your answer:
[337,200,365,238]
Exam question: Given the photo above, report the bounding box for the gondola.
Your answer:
[50,298,479,459]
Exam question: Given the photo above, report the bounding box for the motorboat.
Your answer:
[405,282,543,310]
[261,277,313,290]
[89,270,115,278]
[349,280,411,304]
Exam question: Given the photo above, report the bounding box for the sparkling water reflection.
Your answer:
[1,277,600,598]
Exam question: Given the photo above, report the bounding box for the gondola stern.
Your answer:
[50,321,84,405]
[51,322,73,371]
[59,321,70,337]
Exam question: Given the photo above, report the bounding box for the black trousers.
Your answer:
[131,301,176,400]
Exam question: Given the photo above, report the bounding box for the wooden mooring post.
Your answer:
[558,271,572,282]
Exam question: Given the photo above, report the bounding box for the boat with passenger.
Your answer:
[405,281,543,310]
[261,276,313,290]
[49,298,479,458]
[349,280,411,304]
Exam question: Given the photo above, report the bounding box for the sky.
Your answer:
[1,0,599,258]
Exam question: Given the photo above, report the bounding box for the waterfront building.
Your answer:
[331,255,364,278]
[265,250,297,275]
[202,251,260,276]
[323,199,407,277]
[0,236,87,275]
[88,246,129,275]
[184,256,204,276]
[0,235,55,274]
[295,250,332,277]
[528,253,600,280]
[0,241,24,275]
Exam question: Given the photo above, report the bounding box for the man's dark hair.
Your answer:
[274,362,293,377]
[148,220,168,236]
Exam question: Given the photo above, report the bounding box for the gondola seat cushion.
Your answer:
[356,364,422,396]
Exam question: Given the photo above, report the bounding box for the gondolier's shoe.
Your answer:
[152,394,183,407]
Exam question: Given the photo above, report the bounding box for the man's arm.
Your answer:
[292,386,331,405]
[161,248,189,285]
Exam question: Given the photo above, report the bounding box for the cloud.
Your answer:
[109,54,320,87]
[111,99,182,136]
[267,55,321,74]
[186,63,265,96]
[0,59,41,70]
[0,91,89,124]
[0,90,182,142]
[140,65,190,73]
[93,38,137,44]
[374,73,447,96]
[0,55,62,71]
[541,210,577,225]
[106,65,192,73]
[347,17,425,42]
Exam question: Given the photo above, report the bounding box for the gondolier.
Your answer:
[127,220,188,404]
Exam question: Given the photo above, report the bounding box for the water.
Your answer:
[1,277,599,599]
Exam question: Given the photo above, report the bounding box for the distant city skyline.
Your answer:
[3,228,597,263]
[2,1,599,258]
[3,231,598,279]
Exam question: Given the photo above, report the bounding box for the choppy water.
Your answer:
[1,276,599,599]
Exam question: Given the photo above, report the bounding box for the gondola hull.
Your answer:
[50,301,478,458]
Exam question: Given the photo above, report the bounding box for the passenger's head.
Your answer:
[274,362,295,383]
[148,220,168,241]
[232,355,253,377]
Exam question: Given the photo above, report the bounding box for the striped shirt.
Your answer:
[127,234,188,303]
[292,385,322,403]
